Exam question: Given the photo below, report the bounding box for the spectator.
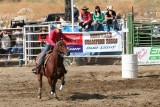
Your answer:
[104,6,118,31]
[0,28,11,66]
[79,6,92,32]
[151,20,160,37]
[92,6,104,31]
[74,5,79,22]
[11,26,23,67]
[152,20,159,33]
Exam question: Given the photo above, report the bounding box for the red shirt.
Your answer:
[38,34,48,42]
[46,29,73,46]
[80,11,92,22]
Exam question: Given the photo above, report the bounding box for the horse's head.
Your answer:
[56,39,70,56]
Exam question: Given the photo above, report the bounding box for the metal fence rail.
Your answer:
[133,22,160,47]
[23,24,51,65]
[0,27,25,66]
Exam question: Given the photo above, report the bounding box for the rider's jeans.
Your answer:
[38,43,52,66]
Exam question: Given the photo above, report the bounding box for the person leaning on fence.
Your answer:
[104,6,118,31]
[11,26,23,67]
[32,24,76,74]
[79,6,93,32]
[0,28,12,66]
[92,6,104,31]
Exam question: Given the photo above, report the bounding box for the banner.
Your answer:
[134,47,160,65]
[83,32,122,52]
[64,31,122,56]
[64,33,83,52]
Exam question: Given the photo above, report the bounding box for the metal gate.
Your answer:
[126,13,160,54]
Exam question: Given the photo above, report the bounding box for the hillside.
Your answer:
[0,0,160,27]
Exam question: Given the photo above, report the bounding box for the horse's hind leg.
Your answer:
[38,74,42,99]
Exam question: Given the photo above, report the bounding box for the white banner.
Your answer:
[82,32,122,52]
[134,47,160,65]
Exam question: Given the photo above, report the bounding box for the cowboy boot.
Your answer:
[32,63,42,74]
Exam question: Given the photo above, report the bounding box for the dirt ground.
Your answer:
[0,64,160,107]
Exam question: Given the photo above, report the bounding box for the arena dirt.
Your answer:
[0,65,160,107]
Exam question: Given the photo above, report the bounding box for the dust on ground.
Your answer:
[0,65,160,107]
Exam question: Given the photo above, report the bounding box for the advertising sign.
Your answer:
[64,33,83,52]
[64,31,122,56]
[134,47,160,65]
[83,32,122,52]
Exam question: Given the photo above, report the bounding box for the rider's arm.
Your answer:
[62,34,74,42]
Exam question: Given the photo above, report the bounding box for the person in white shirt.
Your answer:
[1,31,11,51]
[0,29,11,66]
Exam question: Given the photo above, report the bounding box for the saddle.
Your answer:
[32,50,52,73]
[37,50,52,68]
[33,50,67,75]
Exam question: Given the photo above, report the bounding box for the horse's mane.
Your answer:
[53,39,63,53]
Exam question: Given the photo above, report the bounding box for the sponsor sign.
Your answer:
[64,33,83,52]
[83,32,122,52]
[134,47,160,65]
[64,32,122,56]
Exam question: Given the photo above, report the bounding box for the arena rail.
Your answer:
[23,19,128,65]
[127,13,160,65]
[0,27,24,66]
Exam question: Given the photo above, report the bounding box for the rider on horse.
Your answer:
[32,24,75,74]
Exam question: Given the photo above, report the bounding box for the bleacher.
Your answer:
[61,19,122,32]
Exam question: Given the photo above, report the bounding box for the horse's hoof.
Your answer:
[38,95,41,99]
[50,91,54,95]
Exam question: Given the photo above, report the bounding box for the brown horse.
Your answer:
[36,40,70,99]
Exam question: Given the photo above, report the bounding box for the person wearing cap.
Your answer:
[79,6,92,32]
[92,6,104,31]
[32,24,75,74]
[104,6,118,31]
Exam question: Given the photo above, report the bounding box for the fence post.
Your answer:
[126,13,134,54]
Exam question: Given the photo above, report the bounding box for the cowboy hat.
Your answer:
[56,24,63,29]
[107,5,113,10]
[82,6,89,10]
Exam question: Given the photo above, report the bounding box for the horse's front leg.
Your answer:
[37,74,42,99]
[59,75,65,91]
[50,77,58,98]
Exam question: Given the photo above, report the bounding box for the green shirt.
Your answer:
[93,12,104,23]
